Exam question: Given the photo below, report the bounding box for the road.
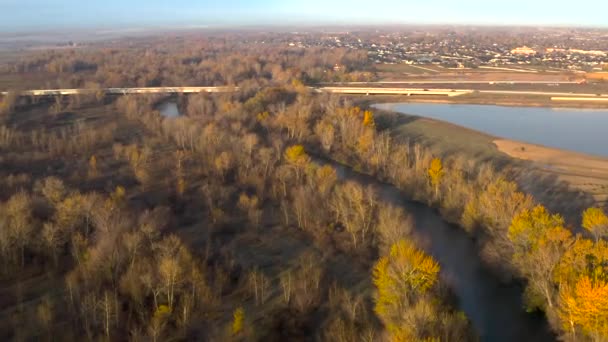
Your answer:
[0,86,236,96]
[2,85,607,100]
[320,80,581,85]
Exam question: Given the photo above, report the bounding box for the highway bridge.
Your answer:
[2,86,608,100]
[0,86,237,97]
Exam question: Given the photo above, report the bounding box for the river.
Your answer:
[374,102,608,158]
[328,161,554,342]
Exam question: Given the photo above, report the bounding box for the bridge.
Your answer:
[0,86,237,97]
[316,87,472,96]
[1,86,473,97]
[2,86,608,101]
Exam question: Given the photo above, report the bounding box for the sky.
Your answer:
[0,0,607,32]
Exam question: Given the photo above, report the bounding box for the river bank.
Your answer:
[369,103,608,222]
[323,158,554,342]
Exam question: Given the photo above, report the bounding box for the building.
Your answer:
[511,46,536,55]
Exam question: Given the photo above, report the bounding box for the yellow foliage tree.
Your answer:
[284,145,310,167]
[582,207,608,242]
[509,205,570,309]
[256,111,270,122]
[508,205,565,252]
[556,238,608,288]
[372,239,440,339]
[232,307,245,335]
[427,158,444,197]
[559,276,608,339]
[363,110,375,127]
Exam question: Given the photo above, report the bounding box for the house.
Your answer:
[511,46,536,55]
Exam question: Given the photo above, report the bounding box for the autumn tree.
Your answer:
[376,205,413,253]
[362,110,375,127]
[214,151,233,181]
[508,205,573,309]
[88,155,98,179]
[427,157,444,198]
[331,181,377,248]
[559,275,608,340]
[0,91,18,117]
[372,239,440,340]
[582,207,608,242]
[0,191,35,269]
[232,307,245,335]
[314,121,335,152]
[284,145,310,180]
[247,268,271,305]
[38,176,67,206]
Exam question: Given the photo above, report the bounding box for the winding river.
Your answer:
[162,96,555,340]
[375,102,608,158]
[329,161,554,342]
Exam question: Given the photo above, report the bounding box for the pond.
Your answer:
[158,101,181,118]
[374,102,608,158]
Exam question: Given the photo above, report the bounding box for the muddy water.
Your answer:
[329,161,554,342]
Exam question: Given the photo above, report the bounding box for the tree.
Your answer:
[372,239,441,340]
[247,268,271,305]
[39,177,66,206]
[214,151,233,181]
[376,205,413,253]
[427,158,444,198]
[88,155,98,179]
[582,207,608,242]
[559,275,608,340]
[315,165,337,196]
[0,191,35,268]
[232,307,245,335]
[508,205,572,309]
[314,121,335,152]
[159,256,182,310]
[0,91,18,117]
[331,182,377,248]
[284,145,310,180]
[362,110,375,127]
[284,145,310,166]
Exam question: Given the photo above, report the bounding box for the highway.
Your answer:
[320,80,582,85]
[2,85,608,100]
[0,86,236,96]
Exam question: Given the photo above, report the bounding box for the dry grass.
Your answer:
[495,139,608,207]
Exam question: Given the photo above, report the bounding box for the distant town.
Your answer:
[275,27,608,72]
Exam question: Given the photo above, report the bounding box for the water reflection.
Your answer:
[158,101,181,118]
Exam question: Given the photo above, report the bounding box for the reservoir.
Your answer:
[375,102,608,158]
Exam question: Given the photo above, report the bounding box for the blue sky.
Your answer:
[0,0,606,31]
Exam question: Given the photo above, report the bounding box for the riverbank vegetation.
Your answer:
[2,36,607,340]
[0,85,474,340]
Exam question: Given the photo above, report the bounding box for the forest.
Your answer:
[1,34,608,341]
